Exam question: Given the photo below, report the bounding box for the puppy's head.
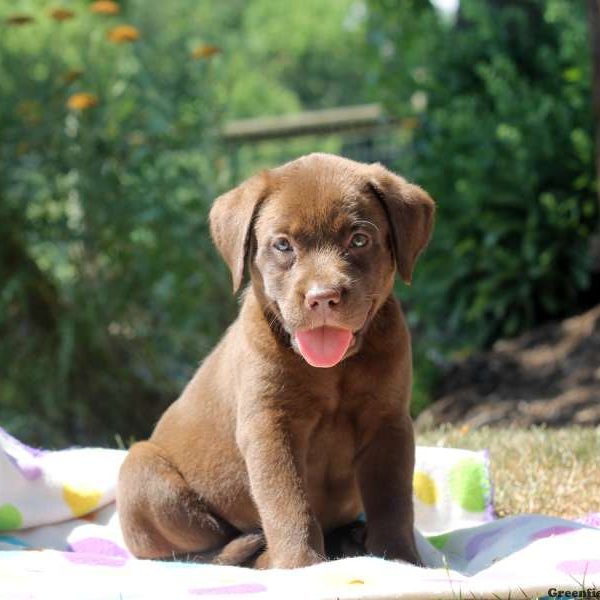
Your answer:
[210,153,435,368]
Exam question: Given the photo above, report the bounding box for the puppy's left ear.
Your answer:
[209,172,271,294]
[368,163,435,284]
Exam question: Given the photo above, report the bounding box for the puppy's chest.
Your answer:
[304,403,376,526]
[306,397,379,476]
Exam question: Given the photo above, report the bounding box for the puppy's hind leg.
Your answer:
[117,441,235,559]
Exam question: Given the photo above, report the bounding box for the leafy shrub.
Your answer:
[0,0,374,446]
[369,0,598,350]
[0,1,233,446]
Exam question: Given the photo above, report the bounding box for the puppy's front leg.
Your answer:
[237,412,324,569]
[358,413,421,565]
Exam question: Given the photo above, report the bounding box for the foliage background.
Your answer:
[0,0,597,446]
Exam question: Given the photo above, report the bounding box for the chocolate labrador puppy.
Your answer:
[117,153,435,569]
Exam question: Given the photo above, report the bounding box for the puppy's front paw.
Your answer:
[366,534,421,566]
[255,547,323,569]
[394,546,422,567]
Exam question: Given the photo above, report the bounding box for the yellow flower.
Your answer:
[63,69,84,84]
[400,117,419,131]
[67,93,98,111]
[107,25,139,43]
[89,1,120,16]
[191,44,220,60]
[6,14,35,26]
[49,7,75,21]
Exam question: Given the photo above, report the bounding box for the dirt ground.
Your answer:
[416,304,600,430]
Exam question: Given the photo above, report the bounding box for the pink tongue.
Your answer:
[294,326,353,368]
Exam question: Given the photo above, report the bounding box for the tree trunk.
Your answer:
[587,0,600,271]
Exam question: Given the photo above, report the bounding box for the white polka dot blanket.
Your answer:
[0,426,599,599]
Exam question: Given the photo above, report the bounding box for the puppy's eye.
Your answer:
[273,237,293,252]
[349,233,370,249]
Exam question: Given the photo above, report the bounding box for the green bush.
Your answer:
[0,0,234,446]
[369,0,598,349]
[0,0,374,446]
[4,0,597,441]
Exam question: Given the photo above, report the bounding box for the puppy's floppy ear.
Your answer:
[368,163,435,284]
[209,172,270,294]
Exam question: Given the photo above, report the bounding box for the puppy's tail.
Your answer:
[178,531,266,567]
[213,531,266,566]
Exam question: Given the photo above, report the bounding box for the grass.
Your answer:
[417,425,600,520]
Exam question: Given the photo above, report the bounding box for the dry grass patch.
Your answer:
[417,426,600,519]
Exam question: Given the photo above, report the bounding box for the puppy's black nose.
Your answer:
[305,286,341,310]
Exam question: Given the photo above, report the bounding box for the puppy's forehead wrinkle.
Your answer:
[261,196,377,244]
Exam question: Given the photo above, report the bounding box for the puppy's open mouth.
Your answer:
[294,326,354,368]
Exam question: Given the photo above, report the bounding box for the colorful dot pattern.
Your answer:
[0,426,124,531]
[448,457,489,513]
[62,484,103,518]
[413,471,437,505]
[0,504,23,531]
[1,426,599,598]
[414,447,493,542]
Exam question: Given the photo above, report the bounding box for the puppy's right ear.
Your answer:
[209,172,270,294]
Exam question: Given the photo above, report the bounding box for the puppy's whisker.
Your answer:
[262,300,284,332]
[353,219,380,233]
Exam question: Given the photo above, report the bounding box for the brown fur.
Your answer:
[117,153,435,569]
